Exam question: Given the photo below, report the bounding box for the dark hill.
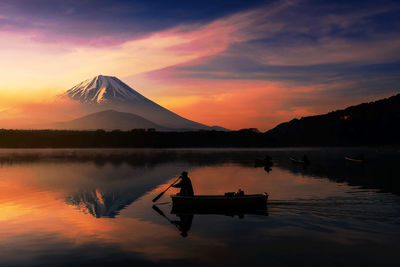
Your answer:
[54,109,167,131]
[264,93,400,146]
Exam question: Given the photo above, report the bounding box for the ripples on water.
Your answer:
[0,148,399,266]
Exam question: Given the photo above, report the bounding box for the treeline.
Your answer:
[264,93,400,146]
[0,125,399,148]
[1,94,400,148]
[0,128,270,148]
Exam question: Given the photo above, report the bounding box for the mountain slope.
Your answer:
[62,75,224,131]
[54,110,166,131]
[264,93,400,145]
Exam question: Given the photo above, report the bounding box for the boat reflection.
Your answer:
[152,205,194,237]
[153,203,268,238]
[264,165,272,173]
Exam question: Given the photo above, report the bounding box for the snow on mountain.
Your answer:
[65,75,147,104]
[62,75,228,131]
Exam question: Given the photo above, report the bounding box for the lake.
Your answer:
[0,148,399,266]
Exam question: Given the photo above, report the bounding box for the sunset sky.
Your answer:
[0,0,399,130]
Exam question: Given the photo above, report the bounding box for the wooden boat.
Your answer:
[344,157,364,163]
[171,193,268,209]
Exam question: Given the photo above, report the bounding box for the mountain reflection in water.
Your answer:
[0,148,399,266]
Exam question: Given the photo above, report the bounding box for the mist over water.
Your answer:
[0,148,399,266]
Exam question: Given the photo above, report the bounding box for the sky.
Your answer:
[0,0,399,130]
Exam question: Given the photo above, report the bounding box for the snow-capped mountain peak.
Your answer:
[61,75,227,131]
[64,75,146,104]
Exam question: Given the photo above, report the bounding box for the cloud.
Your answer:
[0,6,263,91]
[0,0,268,42]
[4,0,398,91]
[135,78,320,130]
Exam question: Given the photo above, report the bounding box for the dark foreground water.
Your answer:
[0,148,399,266]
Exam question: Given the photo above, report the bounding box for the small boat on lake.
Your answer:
[171,193,268,210]
[254,156,273,167]
[344,157,364,163]
[289,156,310,165]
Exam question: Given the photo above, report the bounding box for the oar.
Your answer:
[152,205,172,223]
[152,176,181,202]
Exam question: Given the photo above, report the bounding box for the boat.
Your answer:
[344,157,364,163]
[254,158,273,167]
[171,193,268,210]
[289,157,309,164]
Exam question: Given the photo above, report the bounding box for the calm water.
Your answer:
[0,148,399,266]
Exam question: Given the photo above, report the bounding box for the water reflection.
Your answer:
[153,201,269,238]
[61,163,181,218]
[0,148,399,266]
[1,147,399,195]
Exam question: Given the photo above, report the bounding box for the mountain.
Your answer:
[264,93,400,146]
[54,109,166,131]
[61,75,225,131]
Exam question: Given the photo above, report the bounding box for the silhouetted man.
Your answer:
[172,171,194,196]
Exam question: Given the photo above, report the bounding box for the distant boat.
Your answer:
[289,157,309,165]
[344,157,364,163]
[254,157,273,167]
[171,193,268,209]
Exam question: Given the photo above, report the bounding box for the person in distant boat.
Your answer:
[172,171,194,196]
[302,155,310,165]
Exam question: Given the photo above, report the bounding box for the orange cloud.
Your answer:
[0,7,257,93]
[0,97,83,129]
